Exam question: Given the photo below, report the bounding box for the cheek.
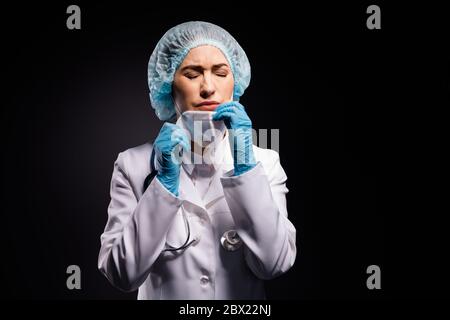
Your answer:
[216,77,234,94]
[174,79,197,101]
[183,85,199,101]
[224,79,235,97]
[226,74,235,93]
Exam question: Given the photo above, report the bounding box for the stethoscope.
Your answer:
[143,146,242,252]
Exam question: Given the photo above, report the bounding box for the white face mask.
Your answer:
[176,111,226,147]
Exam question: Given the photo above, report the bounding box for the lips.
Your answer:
[196,104,219,111]
[195,101,220,111]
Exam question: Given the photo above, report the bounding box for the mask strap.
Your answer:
[172,96,182,117]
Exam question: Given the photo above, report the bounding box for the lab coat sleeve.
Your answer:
[98,152,183,292]
[220,151,297,280]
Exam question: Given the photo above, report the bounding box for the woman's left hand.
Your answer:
[213,102,256,175]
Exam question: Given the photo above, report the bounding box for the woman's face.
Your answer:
[172,45,234,115]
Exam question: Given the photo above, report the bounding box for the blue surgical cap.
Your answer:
[147,21,251,121]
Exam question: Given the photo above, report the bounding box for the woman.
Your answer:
[98,21,297,300]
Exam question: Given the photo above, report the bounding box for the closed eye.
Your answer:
[184,73,199,79]
[215,72,228,77]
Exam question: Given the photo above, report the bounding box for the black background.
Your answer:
[1,1,448,300]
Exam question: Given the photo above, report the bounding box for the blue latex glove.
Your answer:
[213,102,256,176]
[154,123,190,196]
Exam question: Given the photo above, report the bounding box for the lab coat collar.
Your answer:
[179,130,235,212]
[181,129,230,175]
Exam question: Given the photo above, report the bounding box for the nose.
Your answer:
[200,73,215,99]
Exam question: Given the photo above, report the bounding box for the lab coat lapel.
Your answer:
[202,136,235,209]
[202,171,225,209]
[178,167,205,211]
[178,130,235,212]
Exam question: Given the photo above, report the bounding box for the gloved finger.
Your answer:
[213,107,237,120]
[170,135,186,149]
[158,124,178,142]
[168,139,187,158]
[233,102,245,111]
[172,128,190,145]
[173,130,191,150]
[215,103,237,113]
[172,124,189,135]
[171,124,189,137]
[215,105,237,114]
[174,140,189,154]
[177,134,191,152]
[171,129,187,141]
[217,101,235,107]
[160,122,177,133]
[219,101,246,111]
[213,111,236,122]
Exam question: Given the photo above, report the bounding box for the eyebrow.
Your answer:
[180,63,230,72]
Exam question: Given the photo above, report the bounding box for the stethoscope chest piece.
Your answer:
[221,230,242,251]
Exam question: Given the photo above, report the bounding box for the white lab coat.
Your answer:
[98,131,297,300]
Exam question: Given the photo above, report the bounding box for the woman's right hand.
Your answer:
[154,123,190,196]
